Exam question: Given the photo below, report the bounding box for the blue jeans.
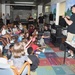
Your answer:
[0,68,14,75]
[44,38,50,44]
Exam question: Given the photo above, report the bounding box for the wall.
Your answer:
[2,4,6,15]
[0,4,2,18]
[6,5,10,15]
[32,9,37,19]
[59,1,66,16]
[38,5,43,17]
[51,0,66,25]
[44,5,50,24]
[51,0,66,5]
[13,10,32,20]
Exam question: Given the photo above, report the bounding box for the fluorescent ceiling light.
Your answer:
[15,2,34,4]
[6,4,36,6]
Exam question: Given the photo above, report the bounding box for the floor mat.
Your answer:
[36,66,56,75]
[38,52,46,58]
[47,57,62,65]
[39,58,51,66]
[30,43,75,75]
[45,47,54,52]
[45,52,58,58]
[52,65,75,75]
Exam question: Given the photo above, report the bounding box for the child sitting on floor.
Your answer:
[30,39,45,53]
[27,47,39,71]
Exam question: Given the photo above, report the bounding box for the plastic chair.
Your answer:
[0,68,14,75]
[11,61,30,75]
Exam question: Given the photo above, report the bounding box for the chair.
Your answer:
[0,56,14,75]
[11,62,30,75]
[0,68,14,75]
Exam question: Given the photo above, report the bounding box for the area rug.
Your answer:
[52,47,62,52]
[30,44,75,75]
[36,66,56,75]
[39,58,51,66]
[38,52,46,58]
[47,57,62,65]
[52,65,75,75]
[45,52,58,58]
[68,65,75,73]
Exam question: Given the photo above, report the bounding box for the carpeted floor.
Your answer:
[31,43,75,75]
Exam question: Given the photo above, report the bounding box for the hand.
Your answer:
[62,16,65,18]
[41,36,44,38]
[65,16,70,19]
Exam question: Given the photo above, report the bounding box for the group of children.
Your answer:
[0,22,47,75]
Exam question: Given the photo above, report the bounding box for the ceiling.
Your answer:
[1,0,51,5]
[1,0,51,10]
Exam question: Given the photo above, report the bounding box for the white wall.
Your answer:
[38,5,43,17]
[59,2,66,16]
[6,5,10,15]
[51,0,66,5]
[2,4,6,15]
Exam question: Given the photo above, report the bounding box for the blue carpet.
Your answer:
[38,52,46,58]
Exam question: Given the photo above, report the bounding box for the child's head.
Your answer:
[27,47,33,55]
[13,42,25,58]
[9,44,14,52]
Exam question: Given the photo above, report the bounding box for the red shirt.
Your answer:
[31,43,38,51]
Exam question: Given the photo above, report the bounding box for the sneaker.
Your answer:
[67,53,71,57]
[42,49,45,52]
[36,52,40,54]
[67,55,75,59]
[72,56,75,59]
[67,56,73,58]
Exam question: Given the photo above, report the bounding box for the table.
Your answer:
[63,41,75,64]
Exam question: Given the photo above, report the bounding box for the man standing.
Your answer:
[49,12,53,25]
[6,13,10,25]
[63,5,75,41]
[38,13,45,31]
[2,13,5,25]
[28,14,34,28]
[63,5,75,58]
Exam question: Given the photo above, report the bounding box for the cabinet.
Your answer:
[51,34,66,47]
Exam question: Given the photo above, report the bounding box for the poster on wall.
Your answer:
[65,0,75,16]
[51,4,56,20]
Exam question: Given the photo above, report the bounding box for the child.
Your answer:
[27,47,39,71]
[7,44,14,59]
[30,39,45,53]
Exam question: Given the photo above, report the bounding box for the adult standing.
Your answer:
[63,5,75,41]
[2,13,6,25]
[38,13,45,31]
[49,12,53,25]
[15,15,20,22]
[6,13,10,25]
[63,5,75,58]
[28,14,34,28]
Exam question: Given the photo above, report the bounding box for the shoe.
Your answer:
[67,55,75,59]
[36,52,40,54]
[67,53,71,57]
[67,56,72,58]
[72,56,75,59]
[42,49,45,52]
